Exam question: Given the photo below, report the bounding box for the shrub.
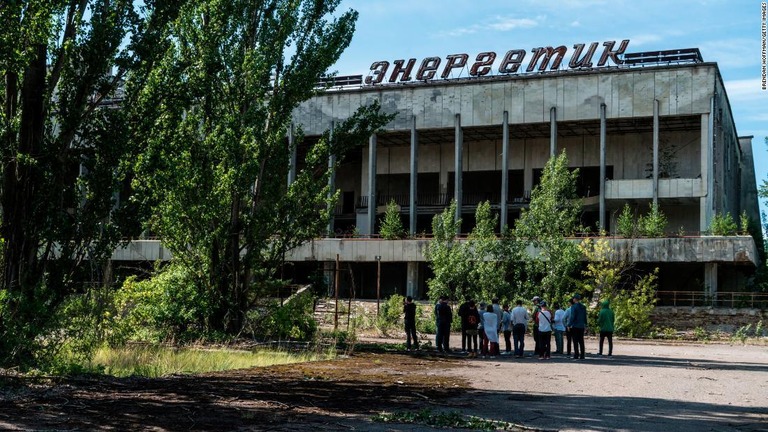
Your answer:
[612,269,658,337]
[113,263,214,343]
[380,200,406,239]
[709,212,738,236]
[247,290,318,341]
[638,203,667,237]
[377,294,405,329]
[617,204,635,238]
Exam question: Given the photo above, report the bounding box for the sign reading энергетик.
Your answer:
[365,40,630,85]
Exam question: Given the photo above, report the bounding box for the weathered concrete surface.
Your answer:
[114,236,759,267]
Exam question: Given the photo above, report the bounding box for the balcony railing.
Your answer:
[357,192,530,209]
[656,291,768,308]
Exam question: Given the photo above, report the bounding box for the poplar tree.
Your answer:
[131,0,391,334]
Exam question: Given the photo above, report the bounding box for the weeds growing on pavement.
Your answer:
[373,409,519,430]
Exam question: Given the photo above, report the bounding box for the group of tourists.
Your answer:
[403,293,616,359]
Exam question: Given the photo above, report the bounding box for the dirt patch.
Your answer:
[0,352,467,431]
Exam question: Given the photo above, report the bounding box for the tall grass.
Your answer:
[87,345,334,378]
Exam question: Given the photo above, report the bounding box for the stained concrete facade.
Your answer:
[285,60,763,299]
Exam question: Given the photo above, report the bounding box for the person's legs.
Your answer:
[607,331,613,355]
[542,331,552,358]
[577,328,586,358]
[480,330,489,356]
[405,323,413,350]
[572,328,584,358]
[441,324,451,352]
[566,329,572,355]
[554,329,563,354]
[533,327,540,355]
[599,331,606,354]
[504,330,512,353]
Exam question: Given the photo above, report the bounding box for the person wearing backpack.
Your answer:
[462,301,481,357]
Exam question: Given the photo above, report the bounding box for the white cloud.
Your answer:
[699,38,760,68]
[570,20,581,27]
[724,78,766,102]
[437,14,540,38]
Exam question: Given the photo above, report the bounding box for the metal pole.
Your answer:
[376,257,381,315]
[334,253,340,330]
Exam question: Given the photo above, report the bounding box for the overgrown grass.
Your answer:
[85,345,334,378]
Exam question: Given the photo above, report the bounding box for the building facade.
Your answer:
[282,47,762,301]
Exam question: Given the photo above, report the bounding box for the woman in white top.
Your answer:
[537,301,553,359]
[482,305,500,358]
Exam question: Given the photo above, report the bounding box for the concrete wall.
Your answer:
[294,64,717,136]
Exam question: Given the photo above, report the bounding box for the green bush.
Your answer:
[380,200,406,239]
[377,294,405,329]
[709,212,738,236]
[638,203,667,237]
[612,269,658,337]
[113,263,214,343]
[247,291,318,341]
[617,204,636,238]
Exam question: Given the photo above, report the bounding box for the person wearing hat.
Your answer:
[531,296,542,356]
[568,294,587,359]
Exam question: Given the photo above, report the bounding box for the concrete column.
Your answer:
[406,261,420,298]
[599,103,607,232]
[327,122,335,236]
[500,111,510,231]
[705,98,715,230]
[704,263,718,303]
[410,116,418,235]
[550,106,557,158]
[367,134,377,236]
[287,124,297,186]
[454,113,463,227]
[652,99,659,205]
[700,108,714,232]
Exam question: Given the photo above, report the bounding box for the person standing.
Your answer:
[478,301,488,357]
[463,301,481,357]
[531,296,542,356]
[536,301,553,359]
[553,302,566,355]
[482,305,500,358]
[563,298,574,356]
[597,299,615,356]
[457,299,471,354]
[435,296,453,353]
[511,300,529,358]
[501,304,513,355]
[568,294,587,360]
[403,296,419,351]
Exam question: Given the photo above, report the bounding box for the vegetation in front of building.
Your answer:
[373,409,521,431]
[379,200,406,240]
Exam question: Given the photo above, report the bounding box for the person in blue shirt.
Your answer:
[568,294,587,360]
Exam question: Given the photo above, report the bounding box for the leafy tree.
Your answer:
[466,201,509,302]
[511,151,582,303]
[0,1,186,367]
[131,0,391,335]
[379,200,405,239]
[616,204,636,238]
[638,203,667,237]
[425,200,470,301]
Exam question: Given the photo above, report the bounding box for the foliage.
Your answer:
[732,320,765,343]
[0,0,186,369]
[709,212,738,236]
[466,202,509,302]
[131,0,392,335]
[379,200,405,239]
[82,345,332,378]
[511,151,582,302]
[578,238,623,303]
[113,264,214,343]
[246,290,318,341]
[610,269,658,337]
[376,294,405,329]
[740,210,750,235]
[617,204,636,238]
[638,203,667,237]
[373,409,518,431]
[425,201,470,301]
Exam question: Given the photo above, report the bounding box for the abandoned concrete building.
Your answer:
[115,45,763,306]
[280,45,762,304]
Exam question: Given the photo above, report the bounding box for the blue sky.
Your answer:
[330,0,768,225]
